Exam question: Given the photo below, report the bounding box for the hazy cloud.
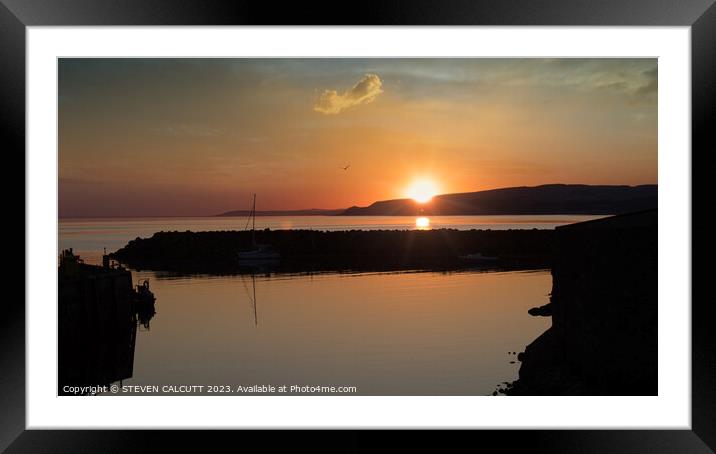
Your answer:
[314,73,383,114]
[633,67,657,99]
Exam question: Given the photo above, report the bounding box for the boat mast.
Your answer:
[252,273,258,327]
[252,193,256,246]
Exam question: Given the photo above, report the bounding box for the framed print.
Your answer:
[4,0,711,451]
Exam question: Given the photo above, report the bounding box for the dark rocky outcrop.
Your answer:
[506,210,657,395]
[527,302,553,317]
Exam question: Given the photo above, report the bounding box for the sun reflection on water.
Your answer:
[415,217,431,229]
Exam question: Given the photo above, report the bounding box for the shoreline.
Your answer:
[504,210,657,395]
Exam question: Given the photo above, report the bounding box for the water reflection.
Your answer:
[137,281,157,330]
[240,274,259,327]
[121,269,550,395]
[415,216,430,229]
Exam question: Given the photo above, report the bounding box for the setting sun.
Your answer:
[405,179,440,204]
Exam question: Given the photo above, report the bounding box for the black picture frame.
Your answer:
[3,0,709,452]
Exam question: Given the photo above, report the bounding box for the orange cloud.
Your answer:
[314,73,383,114]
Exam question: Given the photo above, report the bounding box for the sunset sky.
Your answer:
[59,58,657,217]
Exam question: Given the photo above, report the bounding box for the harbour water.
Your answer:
[112,269,551,395]
[57,215,570,395]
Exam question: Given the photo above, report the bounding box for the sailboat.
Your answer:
[237,194,281,263]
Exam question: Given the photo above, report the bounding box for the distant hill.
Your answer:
[216,208,345,217]
[341,184,657,216]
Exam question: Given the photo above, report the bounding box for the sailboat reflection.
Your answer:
[240,273,260,327]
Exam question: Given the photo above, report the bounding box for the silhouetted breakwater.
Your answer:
[110,229,555,274]
[504,210,657,395]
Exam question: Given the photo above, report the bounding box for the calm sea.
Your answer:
[58,215,594,395]
[117,269,551,395]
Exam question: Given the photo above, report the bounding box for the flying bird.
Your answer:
[341,165,351,171]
